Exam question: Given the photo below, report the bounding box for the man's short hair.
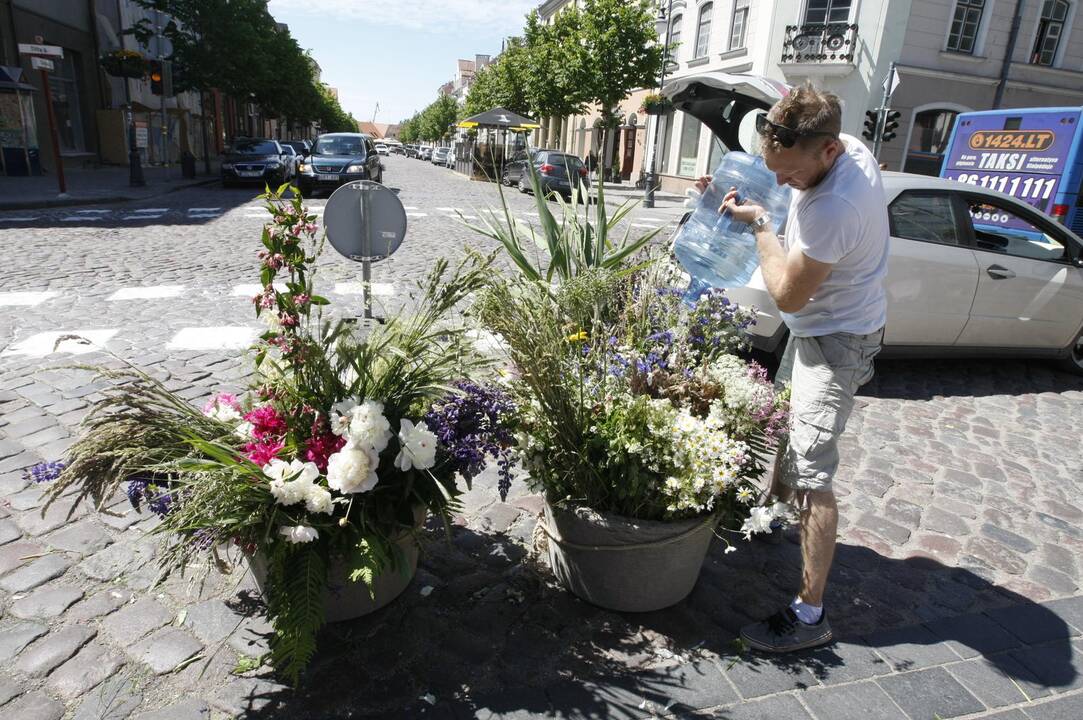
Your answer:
[762,82,842,152]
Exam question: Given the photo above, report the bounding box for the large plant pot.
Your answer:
[247,508,425,622]
[543,500,716,612]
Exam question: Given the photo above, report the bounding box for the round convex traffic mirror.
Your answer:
[323,181,406,262]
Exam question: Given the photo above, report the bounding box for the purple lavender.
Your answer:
[24,461,66,484]
[146,488,175,518]
[126,477,150,510]
[425,381,518,500]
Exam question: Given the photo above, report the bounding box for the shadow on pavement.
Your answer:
[207,517,1079,719]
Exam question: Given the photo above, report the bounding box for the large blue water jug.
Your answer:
[673,152,791,292]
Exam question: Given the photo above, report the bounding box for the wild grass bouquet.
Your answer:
[44,187,516,682]
[475,250,790,536]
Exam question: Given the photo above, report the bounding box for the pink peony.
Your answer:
[304,431,347,472]
[202,392,240,415]
[244,437,284,466]
[244,405,288,439]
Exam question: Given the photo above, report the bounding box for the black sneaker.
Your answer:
[740,607,833,653]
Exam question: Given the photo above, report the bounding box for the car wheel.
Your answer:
[1056,329,1083,375]
[517,177,528,194]
[501,169,511,186]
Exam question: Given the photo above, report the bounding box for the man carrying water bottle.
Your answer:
[697,83,889,652]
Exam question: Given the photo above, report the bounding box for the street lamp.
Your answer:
[644,0,675,208]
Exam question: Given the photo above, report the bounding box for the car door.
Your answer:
[884,190,982,346]
[954,191,1083,349]
[365,139,380,178]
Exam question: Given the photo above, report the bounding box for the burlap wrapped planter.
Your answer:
[543,500,716,612]
[248,507,425,622]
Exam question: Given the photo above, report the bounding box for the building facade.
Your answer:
[535,0,1083,195]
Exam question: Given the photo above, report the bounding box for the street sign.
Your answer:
[18,43,63,58]
[30,57,54,72]
[134,122,148,149]
[323,181,406,321]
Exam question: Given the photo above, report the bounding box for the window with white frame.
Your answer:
[694,3,712,58]
[804,0,852,24]
[729,0,749,50]
[1031,0,1069,66]
[946,0,985,53]
[668,14,683,64]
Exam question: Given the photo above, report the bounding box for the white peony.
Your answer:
[264,459,320,506]
[326,445,380,494]
[207,404,242,423]
[395,419,438,471]
[330,399,357,438]
[344,400,392,452]
[304,484,334,514]
[741,505,775,539]
[279,525,318,544]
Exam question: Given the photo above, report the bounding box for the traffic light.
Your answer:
[882,110,901,142]
[862,109,879,141]
[148,60,162,95]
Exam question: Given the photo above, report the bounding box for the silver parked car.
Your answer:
[662,72,1083,374]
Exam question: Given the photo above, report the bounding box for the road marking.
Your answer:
[107,285,185,301]
[230,283,287,297]
[130,208,168,213]
[0,291,59,306]
[121,212,166,220]
[333,282,395,296]
[631,223,662,229]
[167,326,258,350]
[61,215,103,222]
[0,216,40,222]
[188,207,221,212]
[73,209,109,214]
[3,329,118,357]
[406,212,427,218]
[435,207,460,212]
[403,206,418,210]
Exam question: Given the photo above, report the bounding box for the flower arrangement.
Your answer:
[99,49,147,79]
[639,93,674,116]
[44,187,516,683]
[474,255,790,539]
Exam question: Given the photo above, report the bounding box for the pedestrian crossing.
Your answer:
[0,202,682,227]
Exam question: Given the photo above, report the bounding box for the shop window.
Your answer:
[48,51,85,153]
[903,108,959,176]
[697,3,714,57]
[677,115,701,177]
[946,0,985,54]
[1031,0,1069,66]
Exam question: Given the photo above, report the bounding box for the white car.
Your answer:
[374,143,389,156]
[663,72,1083,375]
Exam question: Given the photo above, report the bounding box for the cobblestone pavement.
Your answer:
[0,156,1081,719]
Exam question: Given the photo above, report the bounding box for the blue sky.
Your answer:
[267,0,538,125]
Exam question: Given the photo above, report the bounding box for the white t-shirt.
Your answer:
[780,134,889,337]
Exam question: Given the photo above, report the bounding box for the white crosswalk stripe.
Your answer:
[2,329,118,357]
[1,216,40,222]
[0,291,58,307]
[333,282,395,296]
[107,285,185,301]
[167,326,259,351]
[230,283,287,297]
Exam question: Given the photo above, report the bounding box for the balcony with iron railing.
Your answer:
[780,23,859,77]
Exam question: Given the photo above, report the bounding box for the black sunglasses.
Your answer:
[754,113,836,148]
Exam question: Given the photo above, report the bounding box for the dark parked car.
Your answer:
[501,148,552,186]
[515,150,589,201]
[280,139,312,156]
[404,144,419,158]
[296,133,384,196]
[221,138,290,187]
[279,144,299,180]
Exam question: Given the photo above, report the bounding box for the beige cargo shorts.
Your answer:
[774,328,884,493]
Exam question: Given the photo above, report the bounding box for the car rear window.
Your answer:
[234,140,279,155]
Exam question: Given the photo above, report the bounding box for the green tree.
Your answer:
[416,95,460,142]
[522,9,588,121]
[463,39,531,118]
[575,0,663,178]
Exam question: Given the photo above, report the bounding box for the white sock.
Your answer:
[790,596,823,625]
